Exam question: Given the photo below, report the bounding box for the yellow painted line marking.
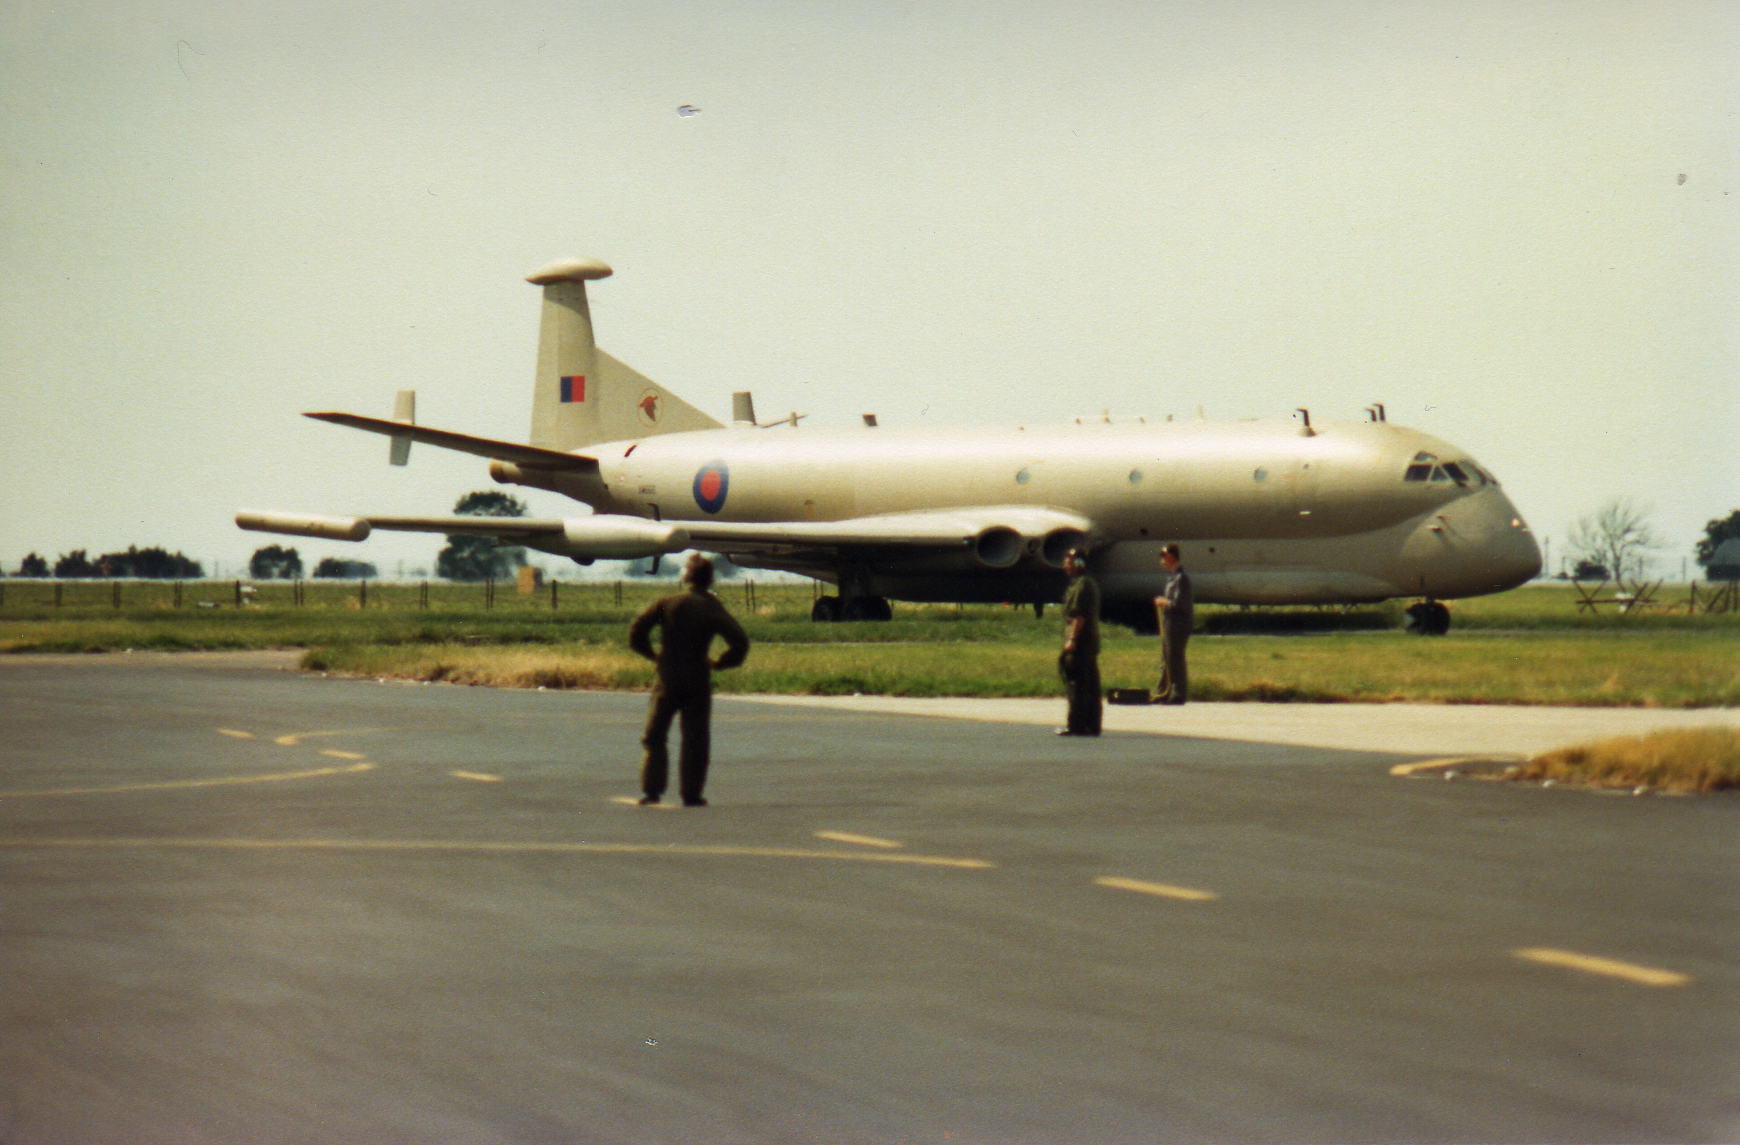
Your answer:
[0,762,375,799]
[451,770,502,783]
[319,750,367,761]
[0,837,998,869]
[815,831,904,850]
[217,729,255,740]
[1390,755,1523,777]
[1514,947,1691,988]
[1094,875,1219,902]
[1390,758,1472,777]
[275,727,400,747]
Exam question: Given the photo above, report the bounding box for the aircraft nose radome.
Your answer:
[1493,521,1543,588]
[1470,494,1542,593]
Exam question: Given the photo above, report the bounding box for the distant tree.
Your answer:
[436,491,528,582]
[53,550,98,578]
[1568,497,1662,585]
[16,553,49,577]
[249,544,303,580]
[1695,509,1740,575]
[312,558,378,579]
[96,546,203,579]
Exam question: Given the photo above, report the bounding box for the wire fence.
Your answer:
[0,577,809,614]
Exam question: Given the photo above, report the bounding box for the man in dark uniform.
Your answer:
[627,553,750,806]
[1153,543,1194,705]
[1057,548,1102,736]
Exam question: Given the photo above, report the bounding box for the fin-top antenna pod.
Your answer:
[525,258,614,286]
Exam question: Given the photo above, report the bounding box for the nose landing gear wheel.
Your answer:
[1405,600,1451,635]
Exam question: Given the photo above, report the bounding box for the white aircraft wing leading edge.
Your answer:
[236,505,1096,570]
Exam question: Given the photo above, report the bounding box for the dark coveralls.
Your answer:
[628,587,750,803]
[1059,572,1102,736]
[1155,566,1194,704]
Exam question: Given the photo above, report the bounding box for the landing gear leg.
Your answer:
[1405,600,1451,636]
[811,566,892,622]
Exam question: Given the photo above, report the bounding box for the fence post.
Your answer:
[614,580,623,607]
[551,579,559,611]
[420,581,429,610]
[235,580,243,608]
[358,578,368,608]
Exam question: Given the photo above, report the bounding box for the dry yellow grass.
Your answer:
[1514,726,1740,793]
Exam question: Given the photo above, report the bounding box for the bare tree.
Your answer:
[1568,497,1662,584]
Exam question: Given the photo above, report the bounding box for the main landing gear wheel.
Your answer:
[842,595,892,622]
[811,595,892,622]
[1405,600,1451,636]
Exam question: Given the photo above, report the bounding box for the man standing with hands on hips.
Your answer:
[1153,543,1194,705]
[628,553,750,807]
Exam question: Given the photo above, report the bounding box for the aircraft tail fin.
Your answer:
[525,258,722,450]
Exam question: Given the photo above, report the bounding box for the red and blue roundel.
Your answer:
[692,461,730,514]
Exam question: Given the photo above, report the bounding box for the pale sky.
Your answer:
[4,0,1736,578]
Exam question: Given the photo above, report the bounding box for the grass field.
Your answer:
[2,579,1736,707]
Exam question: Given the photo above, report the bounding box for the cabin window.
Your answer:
[1015,468,1031,485]
[1128,469,1144,484]
[1252,467,1268,482]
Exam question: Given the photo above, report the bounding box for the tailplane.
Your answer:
[526,258,721,450]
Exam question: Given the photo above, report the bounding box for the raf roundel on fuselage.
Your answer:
[692,461,730,514]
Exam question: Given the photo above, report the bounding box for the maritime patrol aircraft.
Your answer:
[238,258,1541,633]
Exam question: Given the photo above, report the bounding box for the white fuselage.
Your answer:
[501,415,1542,621]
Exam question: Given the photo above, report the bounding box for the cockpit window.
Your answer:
[1403,452,1489,488]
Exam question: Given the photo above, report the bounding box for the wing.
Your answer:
[236,511,690,560]
[237,505,1094,569]
[682,506,1095,571]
